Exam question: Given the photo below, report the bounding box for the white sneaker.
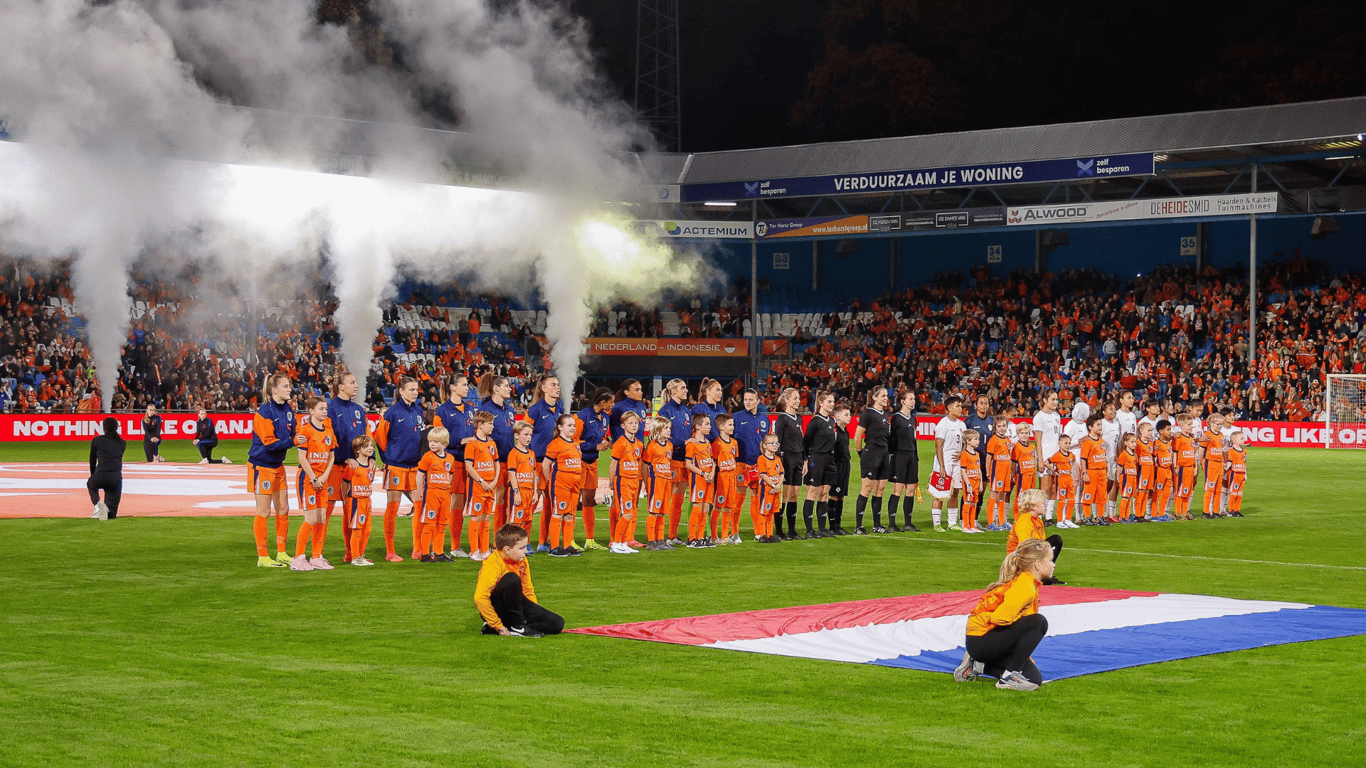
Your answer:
[964,526,983,534]
[308,556,334,570]
[995,671,1040,691]
[953,651,977,682]
[222,457,233,464]
[732,535,743,544]
[198,458,209,465]
[351,557,374,567]
[451,549,470,559]
[289,554,313,571]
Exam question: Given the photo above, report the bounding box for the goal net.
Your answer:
[1325,374,1366,448]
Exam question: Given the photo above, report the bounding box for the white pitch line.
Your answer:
[883,533,1366,571]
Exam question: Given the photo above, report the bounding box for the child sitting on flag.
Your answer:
[955,538,1055,691]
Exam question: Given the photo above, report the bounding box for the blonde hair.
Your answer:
[989,538,1052,589]
[261,373,289,403]
[1016,488,1046,514]
[427,427,450,446]
[650,414,670,436]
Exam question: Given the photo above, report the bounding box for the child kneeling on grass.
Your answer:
[955,538,1054,691]
[475,524,564,638]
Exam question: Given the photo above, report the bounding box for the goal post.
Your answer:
[1325,374,1366,448]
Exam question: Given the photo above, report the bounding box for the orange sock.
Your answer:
[433,523,448,555]
[494,494,507,530]
[383,500,399,556]
[484,520,494,553]
[350,519,371,560]
[607,501,618,544]
[337,503,352,561]
[539,494,552,545]
[253,516,268,557]
[583,502,597,541]
[311,520,327,558]
[549,516,563,549]
[450,513,464,553]
[613,515,631,544]
[411,506,423,556]
[669,491,685,539]
[709,508,720,539]
[274,513,289,552]
[294,522,313,558]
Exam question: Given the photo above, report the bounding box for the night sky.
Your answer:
[573,0,1366,153]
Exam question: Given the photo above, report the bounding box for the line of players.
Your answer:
[244,370,1249,569]
[926,391,1250,535]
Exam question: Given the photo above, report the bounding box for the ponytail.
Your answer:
[779,387,799,414]
[478,373,508,401]
[330,370,356,398]
[261,373,289,403]
[987,539,1052,590]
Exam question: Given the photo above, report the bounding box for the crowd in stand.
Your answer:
[2,251,1361,422]
[762,257,1365,421]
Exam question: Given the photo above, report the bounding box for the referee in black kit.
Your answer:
[89,417,126,520]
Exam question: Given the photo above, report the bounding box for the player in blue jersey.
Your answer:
[610,379,650,442]
[374,377,425,562]
[248,373,295,567]
[657,378,695,545]
[434,373,476,557]
[731,389,770,540]
[327,371,370,562]
[526,375,565,552]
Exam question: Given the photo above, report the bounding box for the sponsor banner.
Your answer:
[647,184,681,203]
[755,215,868,239]
[0,413,385,442]
[1005,192,1280,226]
[633,220,753,239]
[681,153,1155,202]
[584,338,749,358]
[900,208,1007,231]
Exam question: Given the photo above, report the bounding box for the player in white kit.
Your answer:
[1100,400,1123,522]
[1062,402,1091,522]
[929,395,967,532]
[1031,390,1062,523]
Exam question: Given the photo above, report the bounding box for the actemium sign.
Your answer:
[632,220,754,240]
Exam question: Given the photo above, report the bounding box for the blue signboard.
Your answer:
[681,153,1155,202]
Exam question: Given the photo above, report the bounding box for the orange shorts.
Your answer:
[421,489,451,524]
[1204,469,1224,493]
[248,463,287,496]
[1119,477,1137,499]
[1154,468,1172,492]
[1018,472,1036,492]
[509,485,537,525]
[712,475,736,509]
[1054,479,1074,501]
[325,470,345,503]
[613,478,642,516]
[296,469,327,511]
[346,496,373,526]
[467,490,496,518]
[385,466,417,492]
[1082,475,1106,504]
[671,459,687,483]
[736,463,758,490]
[689,475,715,505]
[1227,473,1244,498]
[1175,466,1197,499]
[756,483,779,516]
[1138,468,1154,492]
[990,472,1012,494]
[552,487,581,517]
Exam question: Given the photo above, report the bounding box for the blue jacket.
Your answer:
[692,401,728,442]
[478,398,517,462]
[379,399,425,469]
[527,398,567,460]
[577,406,611,464]
[328,395,369,463]
[248,399,295,469]
[657,398,693,462]
[732,406,770,465]
[610,396,650,442]
[433,399,475,453]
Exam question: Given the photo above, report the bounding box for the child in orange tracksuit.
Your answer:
[1225,430,1247,517]
[685,414,716,547]
[416,427,458,562]
[507,422,540,542]
[1115,433,1139,522]
[959,430,984,533]
[1200,413,1227,518]
[1152,420,1176,521]
[712,413,740,543]
[1047,434,1076,528]
[643,416,677,550]
[985,417,1014,531]
[1172,414,1199,519]
[1010,423,1038,520]
[543,414,584,557]
[464,414,501,561]
[342,435,378,566]
[608,411,645,554]
[1079,415,1108,525]
[1135,424,1155,519]
[754,433,784,543]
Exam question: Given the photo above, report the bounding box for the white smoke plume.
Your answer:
[0,0,710,408]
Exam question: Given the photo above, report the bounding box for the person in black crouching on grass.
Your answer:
[826,402,853,535]
[89,417,126,520]
[801,390,837,539]
[476,524,564,638]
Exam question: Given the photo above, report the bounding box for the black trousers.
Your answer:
[197,439,220,462]
[143,439,159,461]
[490,573,564,634]
[965,613,1048,685]
[87,472,123,518]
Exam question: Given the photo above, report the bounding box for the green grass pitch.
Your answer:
[1,441,1363,766]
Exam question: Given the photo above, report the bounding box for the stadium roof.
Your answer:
[642,96,1366,217]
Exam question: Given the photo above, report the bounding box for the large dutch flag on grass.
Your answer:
[569,587,1366,682]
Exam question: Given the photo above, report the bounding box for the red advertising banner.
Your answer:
[0,412,1345,448]
[0,413,384,442]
